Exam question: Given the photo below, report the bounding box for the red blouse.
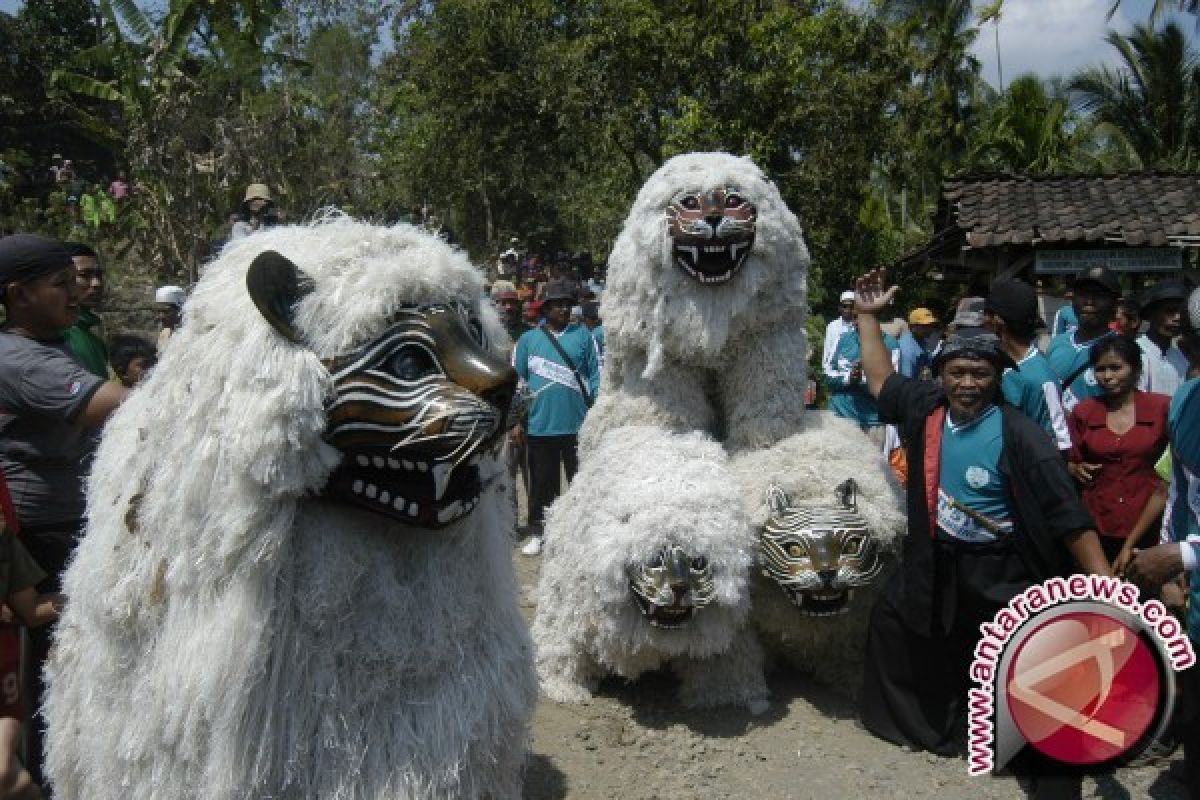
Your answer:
[1068,390,1170,539]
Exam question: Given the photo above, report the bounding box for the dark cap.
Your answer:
[0,234,73,298]
[984,279,1038,331]
[932,326,1017,373]
[1073,266,1120,296]
[542,280,576,303]
[1137,279,1189,314]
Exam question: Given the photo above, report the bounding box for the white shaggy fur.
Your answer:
[45,217,536,799]
[729,415,906,695]
[534,153,902,710]
[583,152,810,453]
[532,427,768,713]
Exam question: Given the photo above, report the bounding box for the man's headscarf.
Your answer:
[0,234,73,298]
[932,326,1016,373]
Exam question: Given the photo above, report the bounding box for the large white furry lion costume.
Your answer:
[46,218,537,799]
[534,152,903,709]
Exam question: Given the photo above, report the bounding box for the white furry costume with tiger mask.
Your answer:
[44,218,537,799]
[534,153,903,709]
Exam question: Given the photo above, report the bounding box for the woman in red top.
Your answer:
[1067,336,1170,572]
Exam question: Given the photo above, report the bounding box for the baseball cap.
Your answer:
[1073,266,1120,296]
[908,307,938,325]
[1137,279,1188,315]
[839,290,856,304]
[243,183,272,203]
[0,234,73,297]
[543,280,576,303]
[984,279,1038,331]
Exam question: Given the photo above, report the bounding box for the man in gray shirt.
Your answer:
[0,233,128,783]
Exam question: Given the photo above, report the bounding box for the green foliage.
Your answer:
[1070,22,1200,169]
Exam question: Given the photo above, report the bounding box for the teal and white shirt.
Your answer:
[513,324,600,437]
[937,405,1013,543]
[1002,345,1072,451]
[1046,330,1114,411]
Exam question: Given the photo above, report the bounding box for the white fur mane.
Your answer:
[46,217,534,799]
[600,152,809,375]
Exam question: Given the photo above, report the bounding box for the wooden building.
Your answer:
[896,173,1200,296]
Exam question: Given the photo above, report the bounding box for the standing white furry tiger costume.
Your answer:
[45,218,537,799]
[534,153,903,709]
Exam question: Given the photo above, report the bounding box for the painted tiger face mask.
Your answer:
[759,481,883,616]
[246,250,517,530]
[666,186,757,285]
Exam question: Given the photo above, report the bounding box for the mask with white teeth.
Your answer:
[666,186,757,285]
[759,481,883,617]
[627,544,715,629]
[245,250,516,530]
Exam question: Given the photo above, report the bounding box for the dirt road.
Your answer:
[513,553,1189,800]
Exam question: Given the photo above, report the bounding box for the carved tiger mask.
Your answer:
[247,250,516,530]
[759,482,882,616]
[665,186,757,285]
[627,544,715,629]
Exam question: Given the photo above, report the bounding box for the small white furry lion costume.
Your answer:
[532,426,767,713]
[45,217,537,799]
[534,153,903,709]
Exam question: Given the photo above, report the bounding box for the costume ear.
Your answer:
[246,250,315,343]
[766,484,790,515]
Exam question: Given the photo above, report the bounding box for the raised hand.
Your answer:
[854,268,899,316]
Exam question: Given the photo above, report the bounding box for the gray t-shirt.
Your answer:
[0,332,104,527]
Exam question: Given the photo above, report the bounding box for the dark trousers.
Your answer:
[18,523,81,788]
[526,434,578,528]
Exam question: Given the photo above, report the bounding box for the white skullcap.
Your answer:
[839,290,855,303]
[155,285,186,306]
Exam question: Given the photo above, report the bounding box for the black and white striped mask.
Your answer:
[320,303,516,528]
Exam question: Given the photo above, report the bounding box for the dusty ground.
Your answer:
[511,547,1191,800]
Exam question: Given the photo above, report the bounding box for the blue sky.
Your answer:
[1,0,1195,86]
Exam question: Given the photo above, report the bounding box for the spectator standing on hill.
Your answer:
[1137,279,1189,397]
[154,285,186,355]
[109,171,129,202]
[230,183,277,239]
[984,279,1072,452]
[512,280,599,556]
[61,241,109,379]
[1047,266,1120,411]
[0,234,129,783]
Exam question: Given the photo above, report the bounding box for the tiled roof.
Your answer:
[942,173,1200,248]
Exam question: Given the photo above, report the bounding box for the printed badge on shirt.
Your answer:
[936,487,1013,543]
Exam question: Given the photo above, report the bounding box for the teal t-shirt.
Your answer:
[513,324,600,437]
[1002,345,1072,451]
[824,327,898,429]
[936,404,1013,543]
[1046,330,1114,411]
[1165,379,1200,639]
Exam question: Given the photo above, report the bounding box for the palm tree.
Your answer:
[1108,1,1200,23]
[1069,22,1200,168]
